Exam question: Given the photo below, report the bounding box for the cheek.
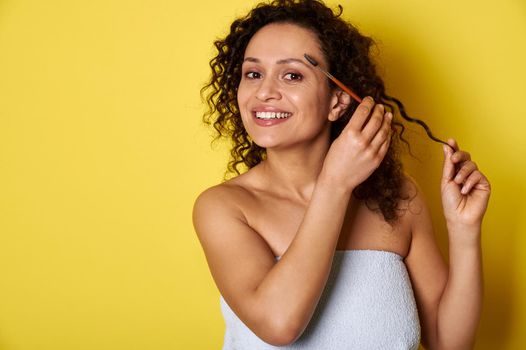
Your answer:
[314,88,333,113]
[237,92,252,121]
[237,88,251,117]
[237,78,253,98]
[287,88,314,110]
[236,86,247,105]
[236,91,252,128]
[288,88,331,117]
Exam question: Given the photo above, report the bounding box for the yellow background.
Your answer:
[0,0,524,349]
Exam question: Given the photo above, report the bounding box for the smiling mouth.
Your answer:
[255,111,292,120]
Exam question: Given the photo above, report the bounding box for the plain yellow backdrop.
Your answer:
[0,0,524,349]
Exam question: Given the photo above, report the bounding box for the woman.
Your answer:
[194,0,491,349]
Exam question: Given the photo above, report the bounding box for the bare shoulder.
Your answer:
[396,173,443,255]
[380,173,426,234]
[192,173,276,277]
[396,173,429,225]
[193,166,267,238]
[193,179,251,220]
[192,177,258,246]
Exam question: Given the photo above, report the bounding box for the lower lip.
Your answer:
[253,114,292,127]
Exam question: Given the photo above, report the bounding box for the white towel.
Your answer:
[219,250,420,349]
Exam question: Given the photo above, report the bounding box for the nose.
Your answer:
[255,76,282,101]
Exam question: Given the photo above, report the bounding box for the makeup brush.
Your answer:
[304,53,362,103]
[303,53,452,149]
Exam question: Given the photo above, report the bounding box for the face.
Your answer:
[237,23,346,150]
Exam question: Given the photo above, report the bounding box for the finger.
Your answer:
[451,150,471,164]
[453,161,478,185]
[346,96,375,131]
[361,104,385,143]
[448,138,459,152]
[377,127,392,158]
[370,111,392,151]
[460,170,484,195]
[442,143,455,183]
[473,173,491,192]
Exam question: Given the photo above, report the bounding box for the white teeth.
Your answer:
[255,112,292,119]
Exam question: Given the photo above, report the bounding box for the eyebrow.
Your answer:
[243,57,310,67]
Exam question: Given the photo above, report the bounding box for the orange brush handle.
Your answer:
[326,74,363,103]
[303,53,362,103]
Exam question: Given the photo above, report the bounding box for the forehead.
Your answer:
[244,23,323,61]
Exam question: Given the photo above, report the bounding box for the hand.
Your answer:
[441,139,491,229]
[321,96,392,191]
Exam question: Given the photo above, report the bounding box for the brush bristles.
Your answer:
[303,54,319,66]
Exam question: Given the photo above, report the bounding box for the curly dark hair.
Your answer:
[201,0,442,223]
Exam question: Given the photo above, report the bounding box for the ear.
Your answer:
[328,89,351,121]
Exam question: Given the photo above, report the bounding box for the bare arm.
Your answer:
[406,139,490,350]
[194,177,352,345]
[193,97,392,345]
[435,225,482,349]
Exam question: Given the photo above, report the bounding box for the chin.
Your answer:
[250,137,277,149]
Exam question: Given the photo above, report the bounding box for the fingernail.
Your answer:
[461,186,468,195]
[387,112,393,120]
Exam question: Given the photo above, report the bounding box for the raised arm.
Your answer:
[193,97,392,345]
[405,139,491,349]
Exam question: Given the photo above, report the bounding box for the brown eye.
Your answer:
[284,72,303,81]
[245,71,262,79]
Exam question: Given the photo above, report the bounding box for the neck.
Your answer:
[260,134,331,203]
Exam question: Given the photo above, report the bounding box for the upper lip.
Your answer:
[252,106,292,114]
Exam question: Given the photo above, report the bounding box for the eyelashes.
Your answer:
[245,71,262,79]
[243,71,304,81]
[284,72,303,81]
